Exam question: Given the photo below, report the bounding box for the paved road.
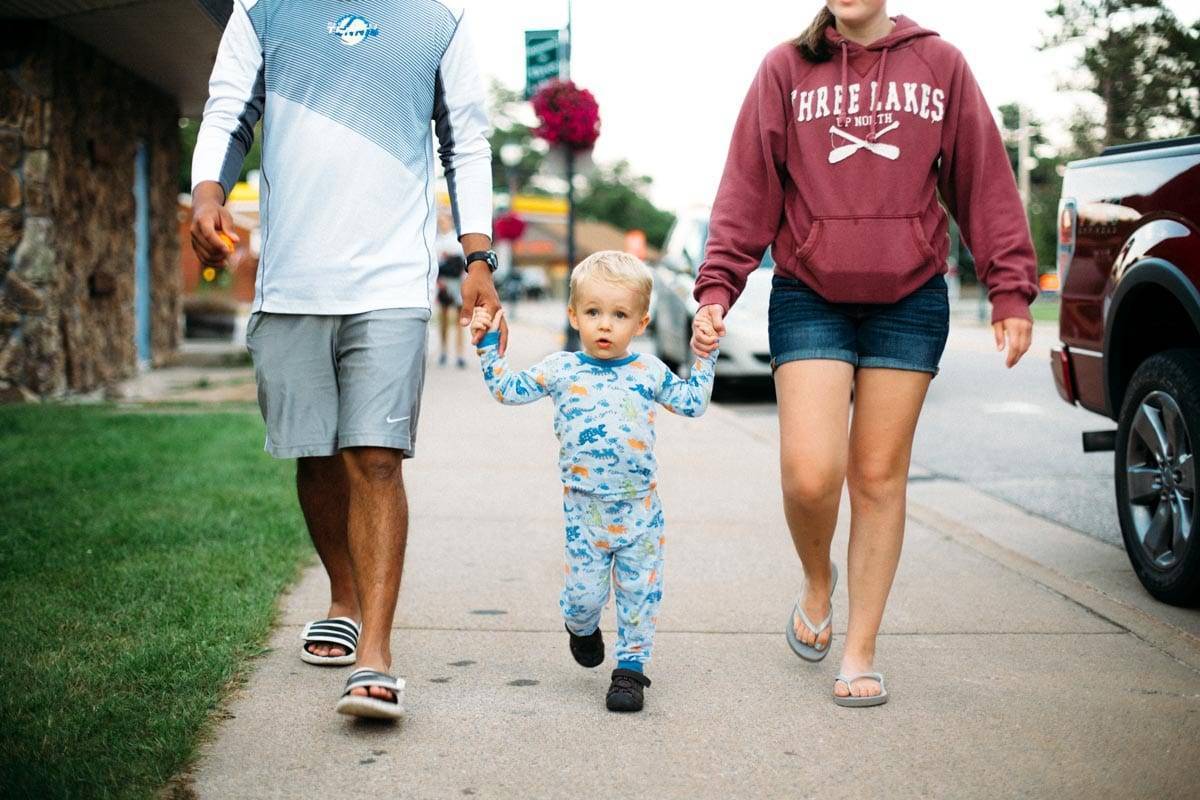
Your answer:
[712,321,1123,547]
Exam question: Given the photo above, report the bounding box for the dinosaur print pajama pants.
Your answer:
[560,488,665,666]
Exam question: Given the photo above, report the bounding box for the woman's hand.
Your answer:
[692,305,726,357]
[993,316,1033,368]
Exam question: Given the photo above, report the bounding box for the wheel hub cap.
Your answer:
[1125,391,1195,571]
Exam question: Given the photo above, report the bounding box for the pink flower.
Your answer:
[531,80,601,151]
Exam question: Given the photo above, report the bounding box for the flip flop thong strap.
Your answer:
[835,672,884,687]
[792,563,838,639]
[793,601,832,638]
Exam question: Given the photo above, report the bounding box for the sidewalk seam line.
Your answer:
[908,500,1200,675]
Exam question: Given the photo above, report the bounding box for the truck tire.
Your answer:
[1115,349,1200,606]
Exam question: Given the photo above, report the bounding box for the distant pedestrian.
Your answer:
[436,251,468,368]
[190,0,506,720]
[471,251,718,712]
[693,1,1037,706]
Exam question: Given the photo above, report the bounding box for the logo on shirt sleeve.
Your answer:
[328,15,380,46]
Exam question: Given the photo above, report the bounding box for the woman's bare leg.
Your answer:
[838,367,931,698]
[775,359,855,652]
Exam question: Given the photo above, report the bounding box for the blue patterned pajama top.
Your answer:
[475,331,717,665]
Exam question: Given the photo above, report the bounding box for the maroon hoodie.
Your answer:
[695,17,1038,323]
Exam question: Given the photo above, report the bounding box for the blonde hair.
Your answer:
[568,250,654,314]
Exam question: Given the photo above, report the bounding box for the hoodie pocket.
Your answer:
[797,215,935,304]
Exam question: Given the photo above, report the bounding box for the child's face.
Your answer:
[567,280,650,360]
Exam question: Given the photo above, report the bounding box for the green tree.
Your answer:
[1044,1,1200,147]
[491,78,677,248]
[488,81,546,196]
[574,160,676,250]
[177,118,262,194]
[998,103,1064,271]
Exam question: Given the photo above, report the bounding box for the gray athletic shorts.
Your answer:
[245,308,430,459]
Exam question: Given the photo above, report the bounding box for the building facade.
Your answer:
[0,1,225,400]
[0,23,182,399]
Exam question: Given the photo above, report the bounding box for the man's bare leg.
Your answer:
[342,446,409,701]
[297,456,358,658]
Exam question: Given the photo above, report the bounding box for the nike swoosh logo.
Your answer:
[385,415,409,424]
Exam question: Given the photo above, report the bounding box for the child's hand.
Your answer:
[469,306,493,339]
[691,307,723,357]
[470,307,505,341]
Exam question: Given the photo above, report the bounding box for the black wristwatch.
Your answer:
[465,250,498,273]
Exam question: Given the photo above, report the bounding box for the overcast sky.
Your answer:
[464,0,1199,211]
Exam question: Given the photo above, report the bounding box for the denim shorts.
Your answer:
[768,273,950,375]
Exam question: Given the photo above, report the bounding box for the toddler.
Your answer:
[470,250,717,712]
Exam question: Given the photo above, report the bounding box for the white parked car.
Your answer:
[651,210,773,381]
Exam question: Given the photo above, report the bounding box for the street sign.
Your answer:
[525,29,561,99]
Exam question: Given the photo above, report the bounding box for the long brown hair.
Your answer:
[795,6,835,63]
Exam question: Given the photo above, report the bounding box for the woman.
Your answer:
[691,0,1036,706]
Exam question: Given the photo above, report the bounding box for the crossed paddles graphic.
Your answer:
[827,121,901,163]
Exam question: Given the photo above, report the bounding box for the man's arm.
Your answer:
[433,11,507,352]
[190,0,264,266]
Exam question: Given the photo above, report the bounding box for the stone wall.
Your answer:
[0,23,180,400]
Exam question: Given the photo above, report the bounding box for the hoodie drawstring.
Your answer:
[869,46,889,141]
[840,39,891,141]
[839,41,849,126]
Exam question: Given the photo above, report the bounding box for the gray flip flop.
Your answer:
[833,671,888,707]
[785,562,838,662]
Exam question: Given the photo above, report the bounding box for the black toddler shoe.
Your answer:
[606,668,650,712]
[566,624,604,668]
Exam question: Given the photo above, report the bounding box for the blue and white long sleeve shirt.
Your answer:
[477,332,718,499]
[192,1,492,314]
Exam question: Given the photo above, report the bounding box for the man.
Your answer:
[190,1,507,720]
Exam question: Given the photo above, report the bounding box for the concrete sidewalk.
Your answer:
[186,317,1200,800]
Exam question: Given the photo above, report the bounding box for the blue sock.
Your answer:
[616,660,643,673]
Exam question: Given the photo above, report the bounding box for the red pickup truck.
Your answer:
[1052,136,1200,606]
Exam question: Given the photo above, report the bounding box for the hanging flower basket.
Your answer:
[493,212,527,242]
[531,80,601,152]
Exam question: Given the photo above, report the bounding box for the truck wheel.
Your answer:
[1115,349,1200,606]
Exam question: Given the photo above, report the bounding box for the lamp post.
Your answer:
[562,0,579,350]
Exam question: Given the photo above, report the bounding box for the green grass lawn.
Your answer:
[1030,297,1061,323]
[0,405,310,799]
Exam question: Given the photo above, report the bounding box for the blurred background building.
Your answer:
[0,0,227,400]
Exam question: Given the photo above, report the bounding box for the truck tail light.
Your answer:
[1057,197,1077,285]
[1057,347,1075,405]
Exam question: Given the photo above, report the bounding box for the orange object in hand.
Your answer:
[218,232,235,253]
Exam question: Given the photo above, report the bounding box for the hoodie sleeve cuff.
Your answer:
[990,291,1033,324]
[477,330,501,349]
[695,288,732,314]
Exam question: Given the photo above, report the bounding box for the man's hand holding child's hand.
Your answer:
[470,306,505,342]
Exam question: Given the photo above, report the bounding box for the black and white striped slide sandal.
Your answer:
[300,616,360,666]
[336,669,405,720]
